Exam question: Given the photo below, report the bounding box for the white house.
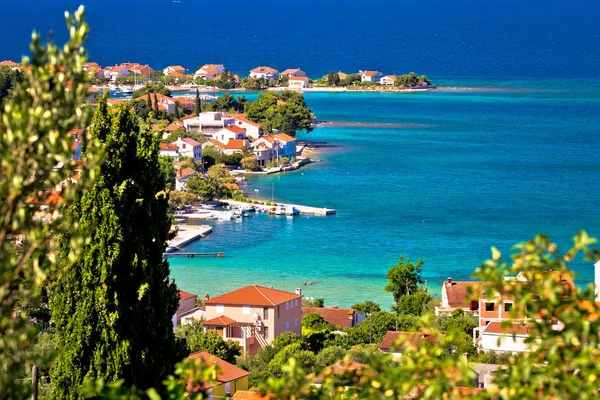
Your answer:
[163,65,186,76]
[224,114,261,140]
[103,65,130,81]
[175,167,196,191]
[249,66,279,80]
[160,143,182,160]
[184,112,235,135]
[280,68,307,78]
[477,322,532,353]
[202,139,226,154]
[212,126,247,145]
[289,76,309,89]
[360,70,382,82]
[173,290,204,328]
[194,64,225,80]
[222,139,250,156]
[172,137,202,162]
[380,75,397,85]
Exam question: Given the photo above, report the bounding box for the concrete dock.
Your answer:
[166,224,212,253]
[222,200,336,216]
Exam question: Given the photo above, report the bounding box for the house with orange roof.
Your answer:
[280,68,306,78]
[173,96,195,113]
[249,66,279,81]
[380,75,397,85]
[163,65,186,76]
[336,71,348,80]
[213,125,247,145]
[250,134,297,165]
[288,76,309,89]
[187,351,250,398]
[202,139,226,153]
[175,167,197,191]
[159,143,182,160]
[173,290,204,328]
[435,277,484,316]
[103,65,131,81]
[129,64,154,77]
[379,331,444,360]
[184,112,236,135]
[478,322,532,353]
[302,306,365,328]
[223,139,250,156]
[223,114,261,139]
[172,136,202,161]
[0,60,18,67]
[203,285,303,355]
[273,133,297,159]
[194,64,225,80]
[360,70,383,82]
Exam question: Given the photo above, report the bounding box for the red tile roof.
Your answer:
[160,143,179,151]
[444,281,484,308]
[289,76,309,83]
[187,351,250,390]
[362,71,381,77]
[250,66,278,73]
[225,139,248,150]
[482,322,531,335]
[224,113,262,128]
[280,68,305,77]
[205,139,226,149]
[379,331,442,352]
[302,307,356,328]
[0,60,18,67]
[225,125,246,134]
[182,137,201,146]
[203,315,237,326]
[177,167,196,179]
[204,285,300,306]
[274,133,297,143]
[166,65,185,72]
[180,290,197,301]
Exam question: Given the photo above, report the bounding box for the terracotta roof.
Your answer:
[166,65,185,72]
[225,139,248,150]
[176,167,196,179]
[205,139,226,149]
[261,135,275,144]
[187,351,250,390]
[382,75,397,81]
[225,125,246,134]
[180,290,197,301]
[327,360,367,375]
[337,72,348,80]
[482,322,531,335]
[204,284,300,306]
[224,113,261,127]
[250,66,278,73]
[203,315,237,326]
[160,143,179,151]
[362,71,381,77]
[274,133,297,143]
[222,183,240,191]
[182,137,201,146]
[0,60,18,67]
[444,281,484,308]
[106,98,124,106]
[280,68,306,76]
[379,331,442,352]
[302,307,356,328]
[232,391,274,400]
[68,129,85,136]
[289,76,309,82]
[196,64,224,75]
[26,191,64,206]
[165,121,184,132]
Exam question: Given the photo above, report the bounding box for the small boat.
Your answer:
[268,205,286,216]
[286,206,300,216]
[120,86,133,94]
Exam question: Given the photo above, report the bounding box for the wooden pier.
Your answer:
[164,252,225,258]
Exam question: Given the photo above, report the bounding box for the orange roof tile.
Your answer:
[274,133,296,142]
[222,183,240,191]
[0,60,18,66]
[225,139,248,150]
[204,285,300,306]
[225,125,246,134]
[302,307,356,328]
[379,331,442,352]
[224,113,261,127]
[187,351,250,391]
[362,71,381,77]
[205,139,226,149]
[251,66,278,73]
[482,322,531,335]
[160,143,179,151]
[180,290,197,301]
[444,281,486,308]
[289,76,309,83]
[176,167,196,179]
[203,315,237,326]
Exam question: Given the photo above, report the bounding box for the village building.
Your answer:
[159,143,182,160]
[336,71,348,80]
[249,66,279,80]
[172,137,202,161]
[379,331,443,361]
[194,64,225,80]
[128,63,154,77]
[184,112,235,135]
[163,65,186,76]
[224,114,262,140]
[477,322,532,353]
[435,278,482,316]
[103,65,131,81]
[288,76,309,89]
[187,351,250,398]
[272,133,297,159]
[302,306,365,328]
[175,167,196,191]
[0,60,19,70]
[172,290,204,328]
[380,75,397,85]
[249,140,273,166]
[202,139,226,154]
[212,125,247,144]
[360,70,383,82]
[280,68,307,78]
[202,285,303,355]
[223,139,250,155]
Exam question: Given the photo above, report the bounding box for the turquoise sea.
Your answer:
[3,1,599,306]
[169,79,600,307]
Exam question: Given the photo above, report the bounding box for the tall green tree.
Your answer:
[153,92,159,114]
[51,95,184,398]
[174,100,180,119]
[0,8,96,398]
[175,319,240,363]
[384,255,424,302]
[194,88,200,115]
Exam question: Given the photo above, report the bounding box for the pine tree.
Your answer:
[51,95,184,398]
[194,88,200,115]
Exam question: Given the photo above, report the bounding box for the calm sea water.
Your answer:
[3,1,600,306]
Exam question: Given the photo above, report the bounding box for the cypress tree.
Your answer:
[174,100,180,119]
[51,95,183,398]
[153,92,159,114]
[147,92,152,110]
[194,88,200,115]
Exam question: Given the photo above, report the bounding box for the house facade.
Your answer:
[302,307,365,328]
[175,167,196,191]
[203,285,303,355]
[273,133,297,159]
[184,112,235,135]
[288,76,309,89]
[163,65,186,76]
[435,278,482,316]
[213,126,247,144]
[194,64,225,80]
[222,139,250,155]
[187,351,249,399]
[280,68,307,78]
[360,70,382,82]
[173,290,201,328]
[249,66,279,80]
[380,75,397,85]
[104,65,130,81]
[172,137,202,161]
[159,143,182,160]
[224,114,262,140]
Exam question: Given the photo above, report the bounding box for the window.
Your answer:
[242,306,250,314]
[286,302,289,310]
[264,326,269,339]
[485,302,495,312]
[504,303,513,312]
[295,299,298,307]
[208,388,213,400]
[294,318,298,327]
[263,307,269,320]
[216,305,224,314]
[286,321,290,330]
[277,306,280,319]
[224,382,230,395]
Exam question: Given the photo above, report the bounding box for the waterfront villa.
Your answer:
[271,133,298,159]
[163,65,186,76]
[380,75,397,85]
[223,139,250,156]
[280,68,307,78]
[360,70,383,82]
[172,136,202,161]
[302,306,366,328]
[183,112,235,135]
[249,66,279,80]
[213,125,248,144]
[194,64,225,80]
[173,290,204,328]
[202,285,303,355]
[187,351,250,398]
[127,63,154,77]
[175,167,196,191]
[250,141,272,167]
[288,76,309,89]
[159,143,182,160]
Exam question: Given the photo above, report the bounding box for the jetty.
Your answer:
[222,199,336,216]
[165,224,212,253]
[164,252,225,258]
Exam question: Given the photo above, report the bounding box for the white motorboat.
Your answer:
[268,205,287,216]
[120,86,134,94]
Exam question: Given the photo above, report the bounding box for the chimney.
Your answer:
[595,260,600,302]
[295,288,302,297]
[333,305,338,309]
[204,294,210,301]
[348,310,354,320]
[447,277,452,284]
